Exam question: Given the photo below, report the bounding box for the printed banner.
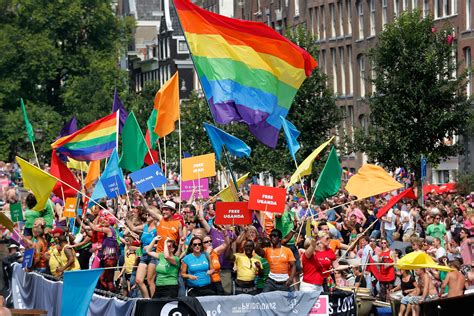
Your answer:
[309,295,329,315]
[182,153,216,181]
[129,164,167,193]
[248,185,287,213]
[63,197,77,219]
[198,290,319,316]
[22,248,34,269]
[10,203,24,222]
[215,202,251,225]
[181,178,209,200]
[101,176,126,198]
[309,291,356,316]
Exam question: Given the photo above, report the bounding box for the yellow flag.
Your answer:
[345,164,403,199]
[154,72,180,138]
[84,160,101,189]
[0,212,14,232]
[289,137,334,186]
[66,158,89,171]
[396,251,454,272]
[16,156,58,211]
[218,173,250,202]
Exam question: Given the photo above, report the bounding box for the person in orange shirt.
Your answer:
[256,229,296,292]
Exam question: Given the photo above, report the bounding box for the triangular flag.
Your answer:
[345,164,404,199]
[84,160,101,189]
[50,150,81,198]
[203,123,251,161]
[280,116,300,161]
[289,137,334,186]
[147,108,159,149]
[61,269,104,316]
[218,173,249,202]
[89,149,125,206]
[154,72,180,138]
[376,188,417,219]
[20,98,35,142]
[16,156,57,211]
[0,212,14,232]
[119,112,148,172]
[112,88,128,134]
[59,117,78,138]
[313,147,342,204]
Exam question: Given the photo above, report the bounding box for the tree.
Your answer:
[0,0,133,160]
[355,10,472,180]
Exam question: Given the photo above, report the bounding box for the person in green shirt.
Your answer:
[145,236,182,298]
[24,193,54,237]
[426,215,447,246]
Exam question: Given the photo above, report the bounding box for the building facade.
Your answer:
[235,0,474,183]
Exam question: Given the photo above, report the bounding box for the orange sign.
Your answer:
[182,153,216,181]
[63,197,77,219]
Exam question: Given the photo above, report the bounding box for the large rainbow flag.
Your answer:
[51,113,117,161]
[174,0,317,148]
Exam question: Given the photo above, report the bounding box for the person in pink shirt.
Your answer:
[459,228,474,266]
[347,203,367,226]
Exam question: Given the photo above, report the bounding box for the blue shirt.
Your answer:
[141,224,157,254]
[326,209,337,221]
[182,253,211,287]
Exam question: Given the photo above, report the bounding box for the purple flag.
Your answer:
[59,117,78,138]
[112,88,128,134]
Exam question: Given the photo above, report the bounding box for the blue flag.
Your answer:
[129,164,167,193]
[89,149,125,206]
[280,116,300,161]
[61,269,104,316]
[203,123,251,161]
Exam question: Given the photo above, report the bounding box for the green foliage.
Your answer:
[0,0,133,160]
[456,171,474,195]
[355,10,472,179]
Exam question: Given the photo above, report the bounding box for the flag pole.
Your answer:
[163,136,167,199]
[178,114,183,212]
[173,11,239,195]
[31,142,40,168]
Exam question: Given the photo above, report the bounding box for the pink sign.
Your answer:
[309,295,329,316]
[181,178,209,200]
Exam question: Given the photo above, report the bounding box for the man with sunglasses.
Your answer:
[255,229,296,292]
[426,214,447,247]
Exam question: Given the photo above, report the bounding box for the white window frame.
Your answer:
[370,0,376,36]
[176,38,189,54]
[358,54,365,97]
[332,48,338,94]
[358,1,364,39]
[294,0,299,16]
[316,7,321,38]
[382,0,388,26]
[412,0,417,9]
[466,0,472,30]
[338,1,344,37]
[403,0,408,11]
[339,47,346,95]
[348,46,353,94]
[321,5,326,39]
[347,0,352,35]
[465,47,472,96]
[330,3,336,38]
[394,0,400,17]
[423,0,429,17]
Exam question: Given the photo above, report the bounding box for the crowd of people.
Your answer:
[1,160,474,316]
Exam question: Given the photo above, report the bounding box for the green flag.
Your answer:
[20,98,35,142]
[313,146,342,204]
[119,112,148,172]
[147,108,159,149]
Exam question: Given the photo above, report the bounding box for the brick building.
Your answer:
[235,0,474,182]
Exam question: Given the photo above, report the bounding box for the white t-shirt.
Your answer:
[401,210,410,232]
[435,247,446,260]
[383,209,397,231]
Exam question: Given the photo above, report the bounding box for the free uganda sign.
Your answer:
[215,202,252,225]
[181,153,216,181]
[248,185,287,213]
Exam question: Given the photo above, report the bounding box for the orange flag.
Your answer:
[154,72,180,138]
[345,164,403,199]
[84,160,100,189]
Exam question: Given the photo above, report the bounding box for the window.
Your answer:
[394,0,400,17]
[467,0,472,30]
[357,1,364,39]
[294,0,299,16]
[309,8,314,35]
[348,46,354,94]
[403,0,408,11]
[412,0,417,9]
[358,54,366,97]
[465,47,472,96]
[331,48,338,94]
[177,39,189,53]
[423,0,430,17]
[330,4,336,37]
[321,49,327,73]
[348,105,355,141]
[316,7,321,38]
[435,0,456,18]
[321,6,326,39]
[369,0,376,36]
[340,47,346,95]
[338,2,343,36]
[346,0,352,35]
[370,61,376,92]
[382,0,388,25]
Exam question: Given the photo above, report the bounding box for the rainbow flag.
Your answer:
[51,113,117,161]
[174,0,317,148]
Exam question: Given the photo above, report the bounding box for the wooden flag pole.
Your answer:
[163,136,167,199]
[178,116,183,212]
[31,142,40,168]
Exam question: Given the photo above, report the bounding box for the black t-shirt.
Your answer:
[355,275,367,288]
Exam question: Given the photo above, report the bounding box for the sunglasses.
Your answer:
[435,217,441,220]
[203,240,212,244]
[185,221,196,225]
[192,243,202,247]
[270,234,280,238]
